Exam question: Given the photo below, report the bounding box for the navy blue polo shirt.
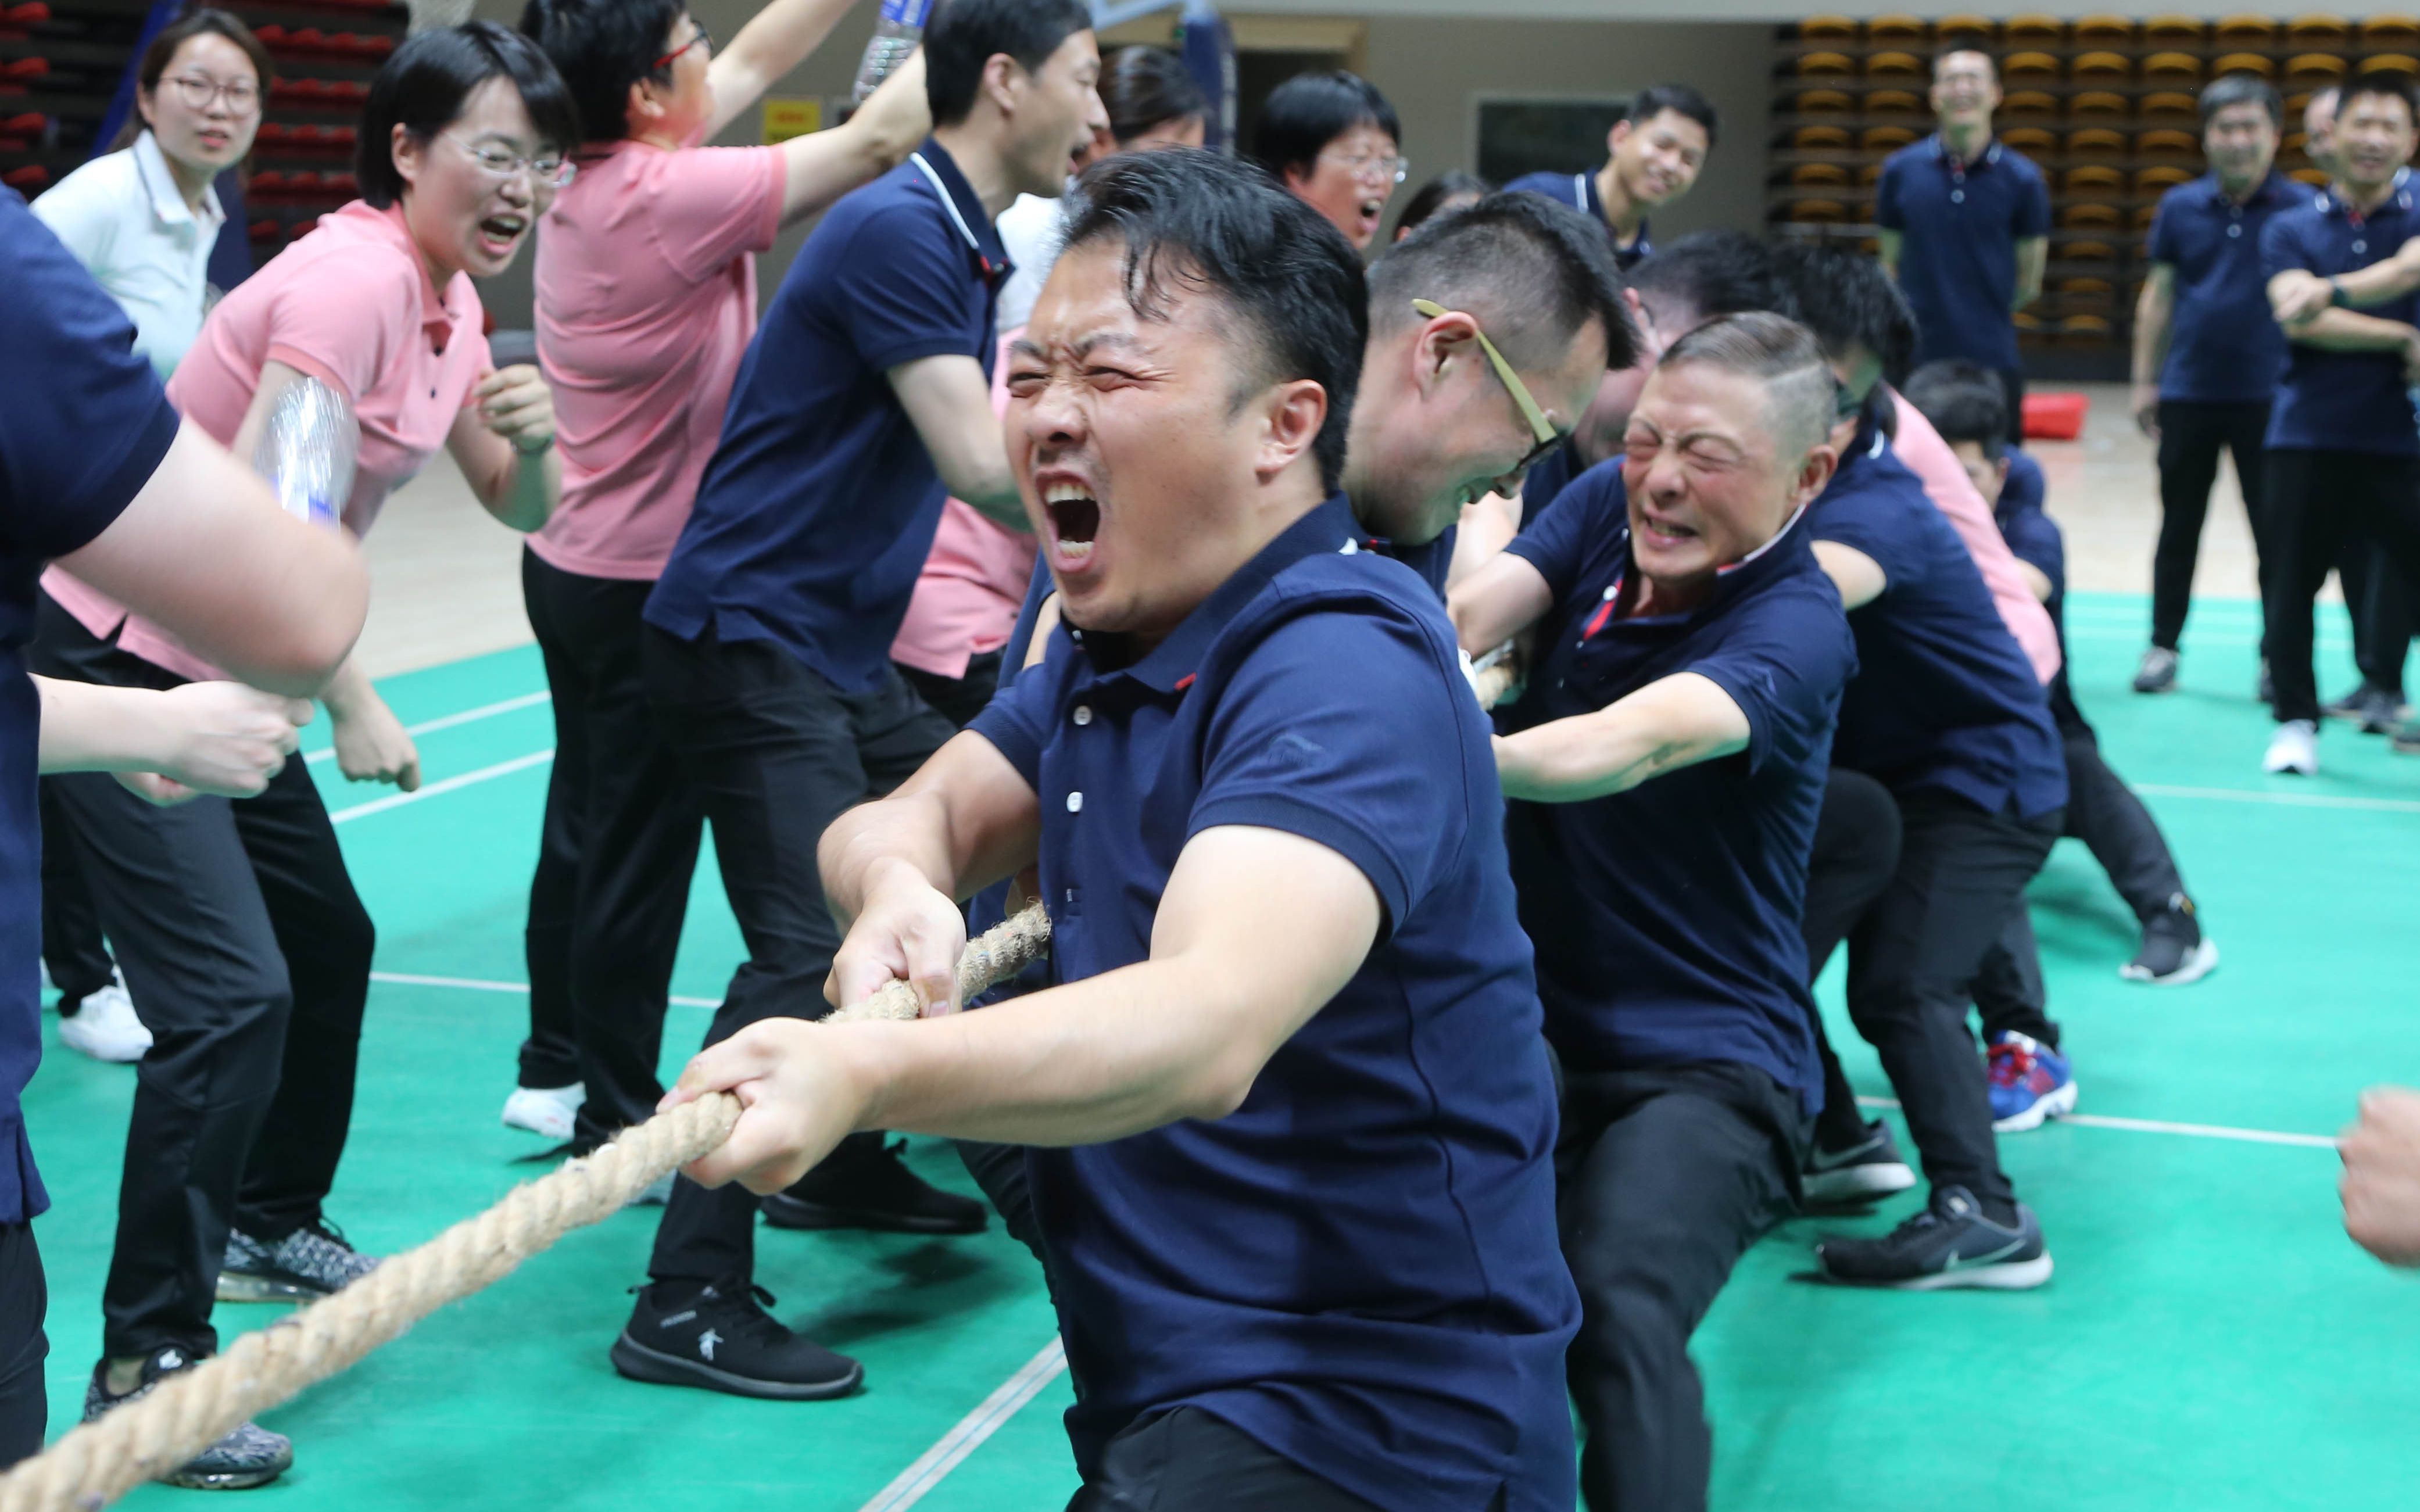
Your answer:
[2147,171,2295,404]
[646,140,1009,689]
[1499,462,1851,1115]
[1875,136,2051,371]
[2260,175,2420,456]
[1505,169,1652,267]
[0,193,180,1224]
[969,495,1578,1512]
[1810,421,2066,818]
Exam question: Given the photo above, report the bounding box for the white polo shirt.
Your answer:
[30,132,226,378]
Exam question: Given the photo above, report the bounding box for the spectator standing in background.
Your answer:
[1504,83,1717,269]
[1250,69,1403,253]
[1876,46,2049,447]
[30,8,276,1066]
[2129,74,2294,700]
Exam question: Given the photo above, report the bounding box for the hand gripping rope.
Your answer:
[0,903,1053,1512]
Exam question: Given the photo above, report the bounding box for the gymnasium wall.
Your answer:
[467,5,1777,328]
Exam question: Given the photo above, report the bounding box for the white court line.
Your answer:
[2133,783,2420,815]
[366,969,718,1010]
[303,691,550,764]
[1855,1096,2335,1149]
[326,749,554,824]
[854,1339,1068,1512]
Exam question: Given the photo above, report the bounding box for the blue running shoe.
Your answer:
[1987,1031,2076,1133]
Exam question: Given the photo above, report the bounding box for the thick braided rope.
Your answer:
[0,902,1052,1512]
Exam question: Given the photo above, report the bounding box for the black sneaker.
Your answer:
[84,1347,295,1489]
[1816,1186,2053,1291]
[2324,684,2404,733]
[1801,1119,1917,1208]
[219,1219,378,1302]
[760,1134,987,1235]
[2132,646,2179,693]
[2257,658,2274,707]
[610,1278,862,1400]
[2121,894,2219,986]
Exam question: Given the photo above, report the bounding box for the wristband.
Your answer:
[511,432,556,456]
[2331,277,2350,307]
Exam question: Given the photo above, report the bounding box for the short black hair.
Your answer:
[1250,70,1399,183]
[1769,239,1918,386]
[1627,84,1720,148]
[359,22,581,209]
[1061,148,1367,492]
[1902,359,2010,461]
[925,0,1093,128]
[2201,70,2284,129]
[1625,230,1788,332]
[1392,170,1490,241]
[1370,190,1638,375]
[517,0,683,146]
[2340,70,2419,128]
[1932,43,1996,80]
[1103,45,1205,146]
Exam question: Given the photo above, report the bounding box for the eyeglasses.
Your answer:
[444,133,577,192]
[650,20,713,72]
[1323,149,1409,185]
[1411,298,1562,464]
[160,73,260,114]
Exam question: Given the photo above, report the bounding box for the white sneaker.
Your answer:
[57,977,151,1063]
[502,1082,583,1141]
[2263,719,2319,776]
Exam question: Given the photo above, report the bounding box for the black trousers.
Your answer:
[1558,1063,1804,1512]
[1800,769,1903,1151]
[2150,400,2271,654]
[1841,792,2060,1213]
[38,778,117,1005]
[1067,1407,1383,1511]
[2340,540,2415,697]
[1996,366,2028,449]
[2262,449,2420,724]
[897,648,1004,733]
[518,552,704,1142]
[640,626,953,1285]
[0,1223,44,1469]
[31,596,375,1359]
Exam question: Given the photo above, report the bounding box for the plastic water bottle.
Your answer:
[852,0,932,103]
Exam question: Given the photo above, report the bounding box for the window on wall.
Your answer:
[1474,96,1632,184]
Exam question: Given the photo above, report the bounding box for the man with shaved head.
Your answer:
[1449,311,1853,1512]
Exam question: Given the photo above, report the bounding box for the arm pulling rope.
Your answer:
[0,902,1053,1512]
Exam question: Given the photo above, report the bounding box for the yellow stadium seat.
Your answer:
[2135,166,2195,195]
[1792,163,1852,187]
[2361,17,2420,48]
[1793,125,1852,150]
[2211,53,2276,80]
[1861,125,1920,152]
[1866,15,1927,42]
[2136,128,2201,159]
[2064,238,2119,261]
[2064,164,2125,193]
[2075,51,2136,83]
[1867,51,1925,79]
[2003,51,2061,81]
[1864,89,1924,116]
[1800,15,1857,41]
[1859,162,1886,185]
[2074,16,2136,45]
[2142,52,2203,83]
[2014,311,2048,339]
[2214,16,2279,46]
[2292,166,2332,185]
[1795,89,1855,114]
[2062,203,2122,230]
[2285,53,2347,87]
[2005,14,2065,45]
[2140,92,2203,124]
[2145,16,2207,45]
[2060,314,2114,338]
[1798,51,1855,78]
[2060,276,2117,298]
[2071,92,2132,121]
[2132,204,2161,232]
[2368,55,2420,75]
[2002,91,2061,121]
[1936,14,1995,44]
[1789,199,1850,223]
[2068,127,2129,156]
[2000,126,2057,155]
[2287,16,2350,49]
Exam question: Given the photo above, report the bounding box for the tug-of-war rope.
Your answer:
[0,903,1055,1512]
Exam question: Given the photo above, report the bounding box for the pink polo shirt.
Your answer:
[1887,390,2063,685]
[43,199,490,682]
[891,329,1036,680]
[530,137,785,581]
